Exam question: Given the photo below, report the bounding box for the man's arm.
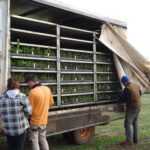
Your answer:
[49,90,54,107]
[28,91,35,113]
[139,87,142,96]
[119,88,131,103]
[21,95,32,118]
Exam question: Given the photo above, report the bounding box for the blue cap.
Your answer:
[121,76,129,84]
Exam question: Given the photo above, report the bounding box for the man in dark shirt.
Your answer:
[120,76,141,145]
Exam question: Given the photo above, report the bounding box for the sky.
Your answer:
[45,0,150,60]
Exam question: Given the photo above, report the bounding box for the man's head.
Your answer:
[7,78,19,91]
[121,76,130,86]
[25,75,38,89]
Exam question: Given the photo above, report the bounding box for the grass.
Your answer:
[0,94,150,150]
[48,94,150,150]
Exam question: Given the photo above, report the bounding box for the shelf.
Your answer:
[60,99,117,108]
[61,92,94,97]
[97,90,121,94]
[60,37,93,44]
[53,94,57,97]
[10,55,57,61]
[61,82,94,85]
[10,15,121,108]
[11,15,56,35]
[96,52,110,55]
[20,82,57,86]
[60,101,95,107]
[97,81,118,84]
[11,15,97,35]
[11,15,56,26]
[61,68,93,71]
[60,25,95,34]
[96,62,112,65]
[61,48,93,54]
[60,59,93,64]
[96,99,118,103]
[11,28,57,46]
[96,72,115,74]
[60,26,94,41]
[11,42,57,49]
[61,71,94,74]
[11,69,57,73]
[11,28,56,38]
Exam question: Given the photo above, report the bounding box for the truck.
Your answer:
[0,0,132,145]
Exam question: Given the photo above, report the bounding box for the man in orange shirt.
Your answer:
[26,75,54,150]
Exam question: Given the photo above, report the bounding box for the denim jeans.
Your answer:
[7,131,27,150]
[124,109,140,143]
[28,125,49,150]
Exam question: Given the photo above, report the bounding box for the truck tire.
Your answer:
[72,126,95,145]
[63,132,74,143]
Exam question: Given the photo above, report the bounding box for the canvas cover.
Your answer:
[99,23,150,92]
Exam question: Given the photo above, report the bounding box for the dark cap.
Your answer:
[25,74,38,83]
[121,76,130,84]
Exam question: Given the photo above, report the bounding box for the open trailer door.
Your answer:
[98,23,150,92]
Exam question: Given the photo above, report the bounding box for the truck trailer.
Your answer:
[0,0,128,144]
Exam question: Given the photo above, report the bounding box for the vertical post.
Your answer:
[56,25,61,107]
[93,32,97,102]
[0,0,10,94]
[0,1,2,53]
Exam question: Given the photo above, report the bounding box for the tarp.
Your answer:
[99,23,150,92]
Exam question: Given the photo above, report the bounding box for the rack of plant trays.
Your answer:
[9,14,122,108]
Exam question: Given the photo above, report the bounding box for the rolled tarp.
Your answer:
[99,23,150,92]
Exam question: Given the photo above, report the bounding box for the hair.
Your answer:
[25,74,38,83]
[7,78,19,90]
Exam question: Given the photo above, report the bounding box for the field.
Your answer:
[0,94,150,150]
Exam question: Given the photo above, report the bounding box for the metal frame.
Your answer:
[9,6,121,108]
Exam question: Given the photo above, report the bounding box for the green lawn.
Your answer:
[0,94,150,150]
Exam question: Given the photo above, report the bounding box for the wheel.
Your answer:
[73,126,95,145]
[63,132,74,143]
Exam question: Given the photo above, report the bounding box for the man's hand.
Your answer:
[0,128,5,136]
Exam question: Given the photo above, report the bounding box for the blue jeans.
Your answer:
[7,131,27,150]
[124,109,140,143]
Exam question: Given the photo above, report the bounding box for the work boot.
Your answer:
[133,140,139,144]
[120,141,133,145]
